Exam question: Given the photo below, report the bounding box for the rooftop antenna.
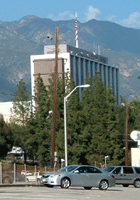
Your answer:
[98,45,100,55]
[75,12,78,48]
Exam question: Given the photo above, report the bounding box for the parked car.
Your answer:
[41,165,115,190]
[26,172,42,183]
[103,166,140,188]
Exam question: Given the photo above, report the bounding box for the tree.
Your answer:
[33,74,51,165]
[80,72,125,166]
[11,79,30,125]
[106,86,125,165]
[0,114,14,158]
[65,75,82,164]
[10,79,30,163]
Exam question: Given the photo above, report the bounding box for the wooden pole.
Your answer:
[125,104,129,166]
[51,27,59,169]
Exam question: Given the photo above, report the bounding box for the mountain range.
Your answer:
[0,15,140,102]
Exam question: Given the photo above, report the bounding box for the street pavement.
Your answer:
[0,185,140,200]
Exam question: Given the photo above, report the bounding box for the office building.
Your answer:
[31,44,120,104]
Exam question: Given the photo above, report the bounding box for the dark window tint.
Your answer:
[113,167,121,174]
[77,167,87,173]
[87,167,102,173]
[134,167,140,174]
[104,167,115,172]
[123,167,134,174]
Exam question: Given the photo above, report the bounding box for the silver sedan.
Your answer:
[41,165,115,190]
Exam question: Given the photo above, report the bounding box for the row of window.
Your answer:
[70,55,119,104]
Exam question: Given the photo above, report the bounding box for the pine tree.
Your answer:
[65,75,82,164]
[33,74,51,165]
[81,73,111,166]
[106,86,125,165]
[10,79,31,163]
[11,79,30,125]
[0,114,14,158]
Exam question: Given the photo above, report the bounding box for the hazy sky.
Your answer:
[0,0,140,29]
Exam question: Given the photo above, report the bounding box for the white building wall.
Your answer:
[131,148,140,167]
[0,102,13,123]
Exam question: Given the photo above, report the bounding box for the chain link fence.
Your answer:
[0,162,59,185]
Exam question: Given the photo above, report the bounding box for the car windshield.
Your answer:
[103,167,115,172]
[59,165,78,172]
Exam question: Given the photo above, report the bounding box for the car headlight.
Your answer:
[50,174,61,178]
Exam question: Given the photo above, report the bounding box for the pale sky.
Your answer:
[0,0,140,29]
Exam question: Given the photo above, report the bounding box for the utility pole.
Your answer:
[125,104,129,166]
[51,27,59,169]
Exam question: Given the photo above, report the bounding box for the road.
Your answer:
[0,185,140,200]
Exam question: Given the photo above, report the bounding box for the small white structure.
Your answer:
[0,102,13,123]
[131,148,140,167]
[131,130,140,167]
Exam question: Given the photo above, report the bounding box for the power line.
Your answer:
[0,24,44,47]
[0,92,14,96]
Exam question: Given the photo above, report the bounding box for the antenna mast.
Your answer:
[75,12,78,48]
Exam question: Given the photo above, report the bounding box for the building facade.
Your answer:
[31,44,120,104]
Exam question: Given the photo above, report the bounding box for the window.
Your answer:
[77,167,87,173]
[134,167,140,174]
[87,167,102,173]
[113,167,121,174]
[104,167,115,172]
[123,167,134,174]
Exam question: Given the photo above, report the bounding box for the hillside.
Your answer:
[0,15,140,101]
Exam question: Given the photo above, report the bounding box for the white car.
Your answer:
[26,172,42,183]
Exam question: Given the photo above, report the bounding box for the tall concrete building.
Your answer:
[31,44,120,104]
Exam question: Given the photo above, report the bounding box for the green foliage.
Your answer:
[0,115,14,158]
[11,79,30,125]
[65,75,82,164]
[10,79,31,163]
[33,74,51,165]
[7,72,140,167]
[80,73,125,166]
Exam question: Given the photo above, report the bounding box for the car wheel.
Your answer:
[61,177,71,189]
[84,187,92,190]
[122,184,129,187]
[134,179,140,188]
[99,180,109,190]
[3,177,12,184]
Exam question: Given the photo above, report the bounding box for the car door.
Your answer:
[112,167,122,184]
[86,166,103,187]
[71,167,89,186]
[122,167,135,184]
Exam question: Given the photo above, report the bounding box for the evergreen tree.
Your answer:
[106,86,125,165]
[10,79,30,163]
[0,114,14,158]
[33,74,51,165]
[65,75,82,164]
[80,72,125,166]
[11,79,30,125]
